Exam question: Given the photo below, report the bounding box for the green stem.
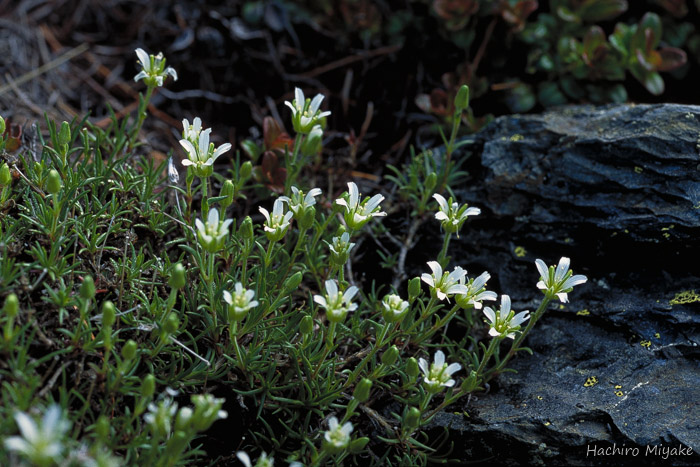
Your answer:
[200,177,209,221]
[132,85,155,146]
[345,322,392,387]
[230,321,246,371]
[284,135,304,194]
[312,322,336,380]
[437,232,452,268]
[403,297,438,336]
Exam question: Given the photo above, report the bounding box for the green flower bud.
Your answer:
[0,115,5,135]
[168,263,186,290]
[283,271,303,294]
[454,84,470,112]
[121,339,138,361]
[347,437,370,454]
[174,407,193,433]
[461,370,479,393]
[408,277,422,302]
[46,169,62,195]
[219,179,235,211]
[300,315,314,335]
[425,172,438,193]
[406,357,420,378]
[239,160,253,181]
[3,293,19,318]
[403,406,421,430]
[141,374,156,398]
[95,415,110,439]
[300,206,316,230]
[102,300,116,328]
[381,345,399,366]
[301,125,323,157]
[163,312,179,334]
[353,378,372,403]
[58,121,71,146]
[79,275,95,300]
[0,163,11,187]
[239,216,254,241]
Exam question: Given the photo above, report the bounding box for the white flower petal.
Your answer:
[535,259,549,282]
[555,257,570,282]
[135,48,150,71]
[14,412,38,442]
[426,261,442,278]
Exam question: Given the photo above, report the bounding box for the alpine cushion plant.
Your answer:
[0,45,593,466]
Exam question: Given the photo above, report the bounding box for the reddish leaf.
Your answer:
[657,47,687,71]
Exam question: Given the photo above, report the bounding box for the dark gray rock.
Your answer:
[428,104,700,466]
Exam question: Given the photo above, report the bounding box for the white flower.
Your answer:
[483,295,530,339]
[182,117,202,142]
[179,122,232,177]
[313,279,359,323]
[335,182,386,231]
[327,232,355,266]
[4,405,69,465]
[236,451,275,467]
[191,394,228,431]
[195,208,233,253]
[279,186,322,218]
[323,417,353,453]
[433,193,480,237]
[223,283,258,321]
[285,87,331,134]
[418,350,461,394]
[259,198,293,242]
[455,271,497,310]
[420,261,468,301]
[535,257,588,303]
[144,398,178,439]
[381,293,409,323]
[134,48,177,87]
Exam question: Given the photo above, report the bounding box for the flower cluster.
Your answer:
[418,350,461,394]
[433,193,480,237]
[285,87,331,134]
[420,261,468,301]
[280,186,321,229]
[223,283,258,322]
[535,257,587,303]
[179,118,232,178]
[313,279,359,323]
[195,208,232,253]
[335,182,386,232]
[134,48,178,87]
[482,295,530,339]
[259,198,294,242]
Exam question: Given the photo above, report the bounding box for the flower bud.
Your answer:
[121,339,138,361]
[461,370,479,393]
[353,378,372,403]
[0,163,11,187]
[141,374,156,398]
[239,216,254,241]
[79,275,95,300]
[3,293,19,318]
[219,179,235,211]
[283,271,303,294]
[403,406,421,430]
[95,415,110,439]
[58,121,71,146]
[381,345,399,366]
[168,263,186,290]
[348,437,370,454]
[300,315,313,335]
[425,172,438,193]
[239,161,253,181]
[454,84,470,112]
[408,277,421,302]
[406,357,420,378]
[102,300,116,328]
[174,407,193,433]
[301,125,323,157]
[163,312,179,334]
[300,206,316,230]
[0,115,5,135]
[46,169,62,195]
